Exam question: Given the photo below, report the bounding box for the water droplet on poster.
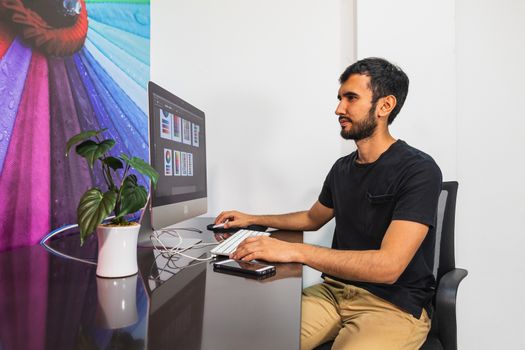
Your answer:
[134,11,149,25]
[1,63,8,76]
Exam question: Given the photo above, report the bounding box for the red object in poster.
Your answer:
[0,20,16,58]
[0,0,88,56]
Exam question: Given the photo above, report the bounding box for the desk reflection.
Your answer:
[96,275,139,329]
[0,235,149,350]
[139,248,207,350]
[0,219,302,350]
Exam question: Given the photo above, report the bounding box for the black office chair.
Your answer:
[314,181,468,350]
[420,181,467,350]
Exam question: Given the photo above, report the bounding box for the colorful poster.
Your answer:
[0,0,151,251]
[192,124,200,147]
[160,108,172,140]
[182,119,192,145]
[164,149,172,176]
[174,150,181,176]
[173,115,182,142]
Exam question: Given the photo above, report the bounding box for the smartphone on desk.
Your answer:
[213,259,276,277]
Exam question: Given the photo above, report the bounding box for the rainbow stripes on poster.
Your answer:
[0,0,150,250]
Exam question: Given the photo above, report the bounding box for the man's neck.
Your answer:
[354,132,397,164]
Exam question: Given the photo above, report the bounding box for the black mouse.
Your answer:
[206,223,238,233]
[206,223,268,232]
[245,224,268,232]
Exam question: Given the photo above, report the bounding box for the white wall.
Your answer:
[455,1,525,349]
[356,0,457,180]
[151,0,356,286]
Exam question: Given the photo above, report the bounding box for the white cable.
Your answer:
[148,254,211,285]
[169,227,203,233]
[150,230,215,261]
[149,228,216,262]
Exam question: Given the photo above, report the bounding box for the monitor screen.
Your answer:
[143,82,207,232]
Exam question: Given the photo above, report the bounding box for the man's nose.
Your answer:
[335,101,345,116]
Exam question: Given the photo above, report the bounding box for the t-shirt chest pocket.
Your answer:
[365,192,396,241]
[367,192,394,204]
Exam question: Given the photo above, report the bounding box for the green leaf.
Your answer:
[76,139,116,168]
[77,189,117,245]
[120,154,159,188]
[120,153,131,163]
[65,129,107,156]
[103,156,124,171]
[117,175,148,218]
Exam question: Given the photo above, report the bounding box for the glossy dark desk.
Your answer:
[0,217,303,350]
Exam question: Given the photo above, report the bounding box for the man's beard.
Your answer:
[340,104,378,141]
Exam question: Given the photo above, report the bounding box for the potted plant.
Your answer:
[66,129,158,278]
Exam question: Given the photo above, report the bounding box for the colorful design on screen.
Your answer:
[164,148,172,176]
[160,108,172,139]
[0,0,151,250]
[174,150,180,176]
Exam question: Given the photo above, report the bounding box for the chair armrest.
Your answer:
[436,268,468,350]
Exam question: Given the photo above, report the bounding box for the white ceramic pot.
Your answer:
[96,274,138,329]
[96,223,140,278]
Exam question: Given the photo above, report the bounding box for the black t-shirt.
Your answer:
[318,140,442,318]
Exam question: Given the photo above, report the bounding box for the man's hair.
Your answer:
[339,57,409,124]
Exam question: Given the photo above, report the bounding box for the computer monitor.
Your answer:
[139,82,207,244]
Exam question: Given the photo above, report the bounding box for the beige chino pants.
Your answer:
[301,278,430,350]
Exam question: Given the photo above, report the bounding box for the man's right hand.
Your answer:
[214,210,256,229]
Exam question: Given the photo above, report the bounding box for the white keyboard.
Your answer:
[210,229,270,256]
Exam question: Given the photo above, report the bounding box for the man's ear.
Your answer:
[377,95,397,119]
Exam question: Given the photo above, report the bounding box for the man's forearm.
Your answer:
[252,211,322,231]
[219,201,332,232]
[295,244,400,284]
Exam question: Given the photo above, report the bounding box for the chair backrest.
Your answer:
[433,181,458,283]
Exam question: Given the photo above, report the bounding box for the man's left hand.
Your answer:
[230,236,301,263]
